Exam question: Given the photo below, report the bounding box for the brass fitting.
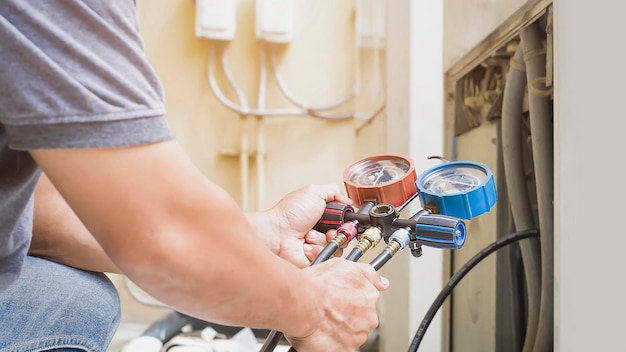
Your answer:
[331,232,348,247]
[354,227,383,253]
[386,240,402,256]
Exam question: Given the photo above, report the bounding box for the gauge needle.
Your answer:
[373,167,385,185]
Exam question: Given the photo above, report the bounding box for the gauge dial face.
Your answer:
[347,157,412,186]
[421,165,488,195]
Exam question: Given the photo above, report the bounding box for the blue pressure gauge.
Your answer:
[416,161,497,220]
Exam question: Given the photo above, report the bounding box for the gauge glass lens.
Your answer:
[348,158,411,186]
[421,165,488,195]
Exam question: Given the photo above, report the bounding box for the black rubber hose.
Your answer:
[519,23,554,352]
[311,241,339,265]
[286,245,391,352]
[408,229,540,352]
[140,311,268,345]
[369,250,393,271]
[259,240,341,352]
[141,311,193,343]
[259,330,285,352]
[345,246,364,262]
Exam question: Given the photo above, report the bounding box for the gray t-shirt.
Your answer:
[0,0,173,291]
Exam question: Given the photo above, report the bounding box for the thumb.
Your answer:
[358,263,390,291]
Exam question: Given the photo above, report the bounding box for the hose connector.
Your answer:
[385,240,402,256]
[335,221,359,245]
[354,227,383,253]
[389,228,411,251]
[369,228,409,271]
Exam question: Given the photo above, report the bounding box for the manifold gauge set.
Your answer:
[316,154,497,254]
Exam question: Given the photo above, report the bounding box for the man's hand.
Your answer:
[288,258,389,351]
[248,184,353,268]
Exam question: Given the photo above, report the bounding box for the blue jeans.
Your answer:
[0,256,121,352]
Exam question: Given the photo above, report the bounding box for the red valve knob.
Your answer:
[313,201,355,234]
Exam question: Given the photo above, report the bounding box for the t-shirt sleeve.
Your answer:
[0,0,173,150]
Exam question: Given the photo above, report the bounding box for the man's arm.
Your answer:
[30,173,334,273]
[29,173,119,273]
[30,140,386,350]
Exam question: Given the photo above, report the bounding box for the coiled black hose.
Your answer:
[408,229,539,352]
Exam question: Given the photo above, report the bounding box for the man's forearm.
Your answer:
[29,173,119,273]
[245,211,281,254]
[29,141,322,337]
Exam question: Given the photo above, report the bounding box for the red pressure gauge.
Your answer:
[343,154,418,208]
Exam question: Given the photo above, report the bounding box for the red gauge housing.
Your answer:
[343,154,418,208]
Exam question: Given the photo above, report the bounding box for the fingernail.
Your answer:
[303,243,313,252]
[381,276,390,288]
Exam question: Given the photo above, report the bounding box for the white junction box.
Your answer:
[195,0,237,40]
[256,0,294,43]
[356,0,386,48]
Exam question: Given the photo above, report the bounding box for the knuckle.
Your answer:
[365,288,380,304]
[368,315,380,330]
[354,333,369,347]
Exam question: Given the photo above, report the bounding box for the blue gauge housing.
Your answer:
[416,161,497,220]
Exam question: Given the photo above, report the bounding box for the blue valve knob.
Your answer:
[416,161,497,220]
[413,214,466,250]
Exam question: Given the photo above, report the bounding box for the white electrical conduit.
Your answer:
[354,104,386,134]
[208,44,302,117]
[220,42,251,211]
[208,44,245,114]
[373,37,385,99]
[256,43,267,210]
[222,44,250,113]
[207,42,359,212]
[208,42,354,120]
[269,47,356,112]
[240,124,250,212]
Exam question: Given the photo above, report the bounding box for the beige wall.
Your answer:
[444,0,528,71]
[136,0,386,211]
[116,0,387,325]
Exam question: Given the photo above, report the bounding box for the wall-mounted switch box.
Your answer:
[196,0,237,40]
[256,0,294,43]
[356,0,386,48]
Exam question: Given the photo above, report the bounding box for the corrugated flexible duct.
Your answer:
[520,22,555,352]
[501,45,543,352]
